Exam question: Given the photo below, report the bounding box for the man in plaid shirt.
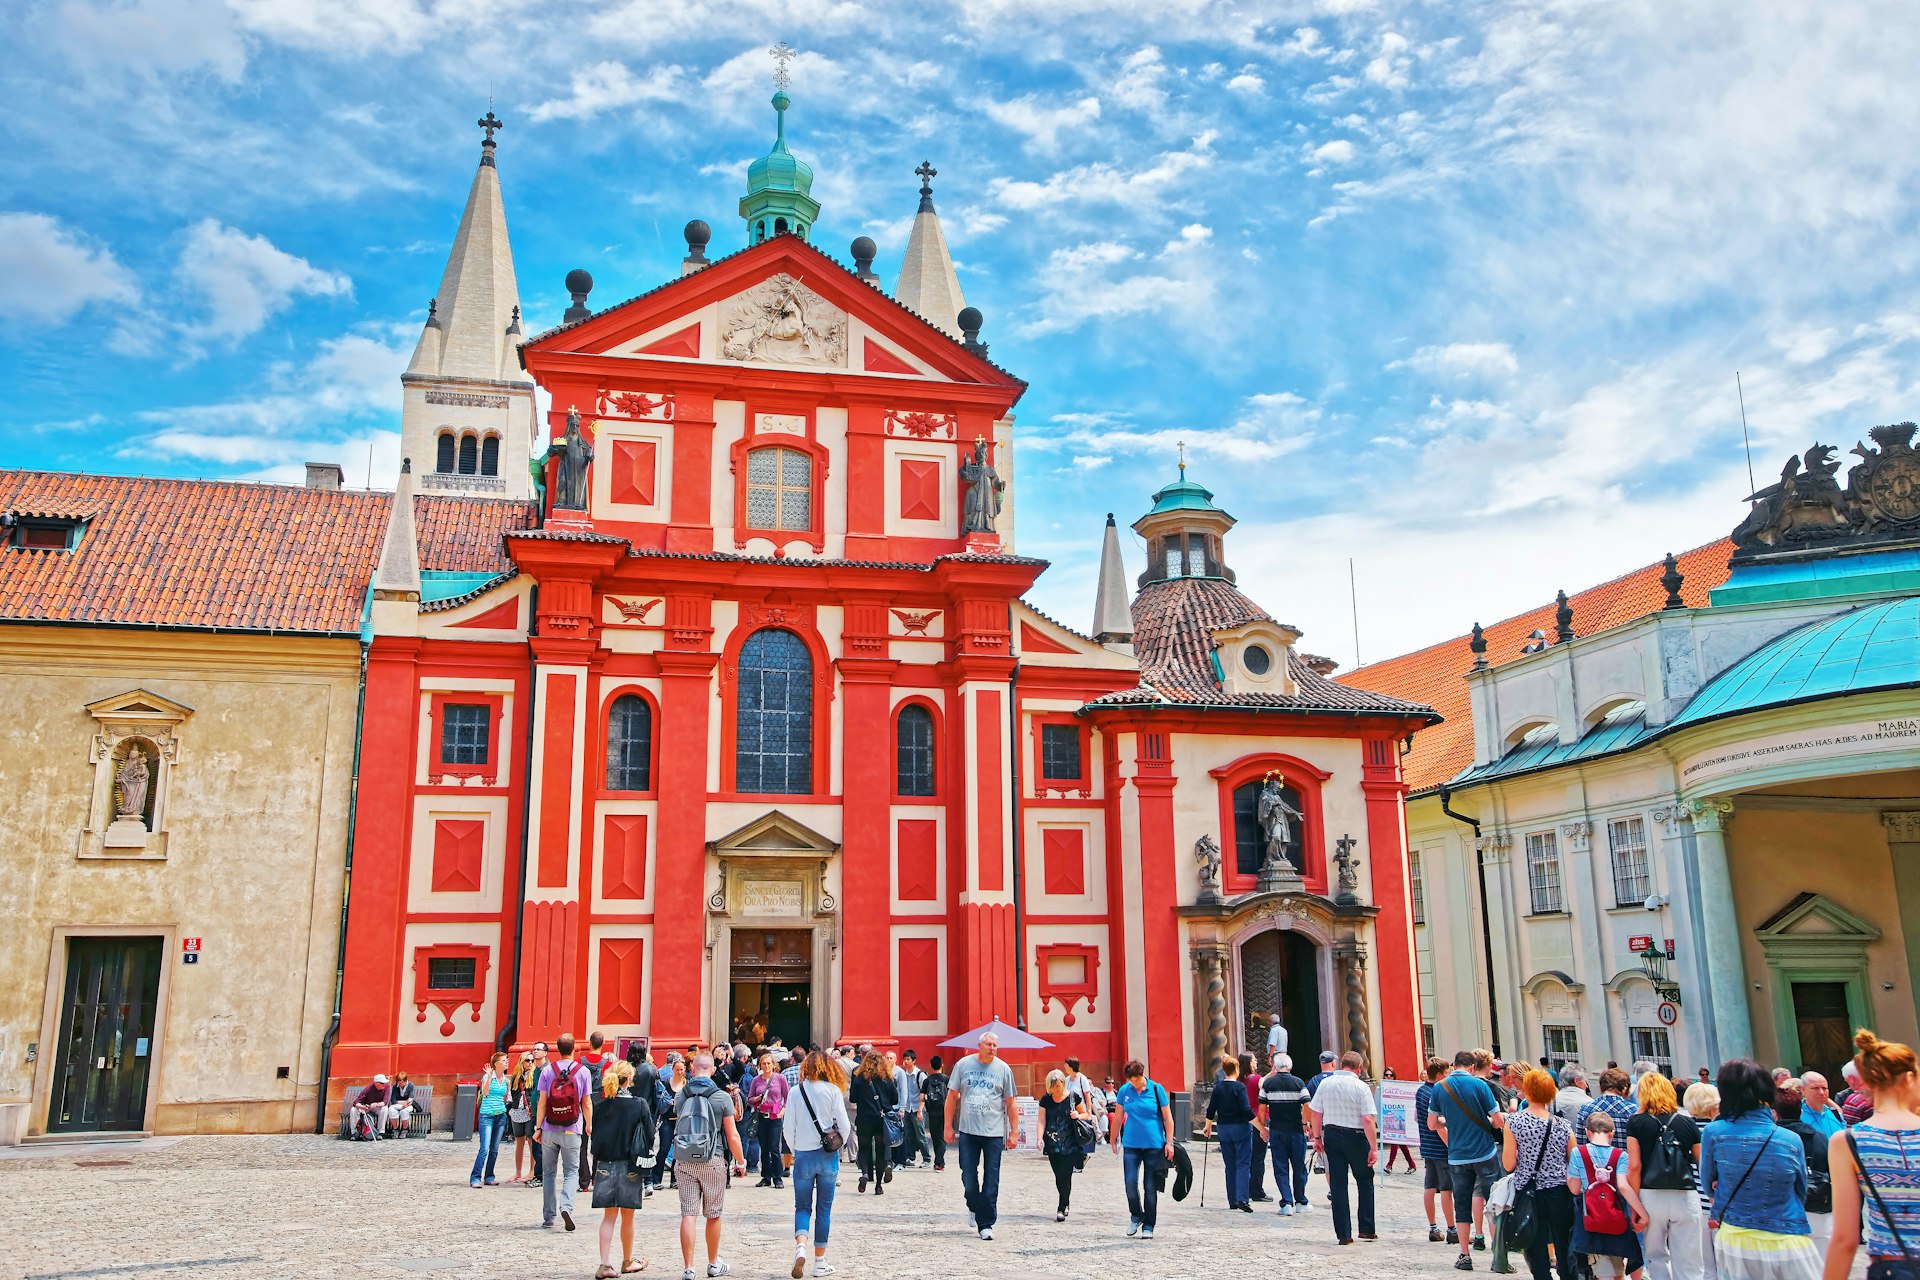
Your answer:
[1577,1067,1637,1130]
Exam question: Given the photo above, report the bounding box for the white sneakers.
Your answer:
[1127,1221,1141,1237]
[812,1264,836,1278]
[979,1227,994,1241]
[1141,1226,1155,1240]
[707,1264,731,1278]
[792,1250,807,1280]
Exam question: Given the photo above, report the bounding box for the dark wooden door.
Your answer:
[50,937,163,1133]
[1791,981,1852,1081]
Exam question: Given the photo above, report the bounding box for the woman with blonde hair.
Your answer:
[508,1050,539,1183]
[589,1059,651,1277]
[1626,1074,1703,1280]
[1684,1082,1721,1280]
[849,1050,898,1195]
[784,1051,855,1278]
[471,1050,512,1188]
[1040,1069,1094,1221]
[1823,1029,1920,1280]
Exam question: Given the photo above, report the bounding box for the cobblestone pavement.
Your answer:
[0,1135,1565,1280]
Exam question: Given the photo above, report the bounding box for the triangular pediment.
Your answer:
[85,688,194,724]
[1011,600,1140,671]
[1755,892,1881,944]
[522,235,1023,391]
[708,809,841,856]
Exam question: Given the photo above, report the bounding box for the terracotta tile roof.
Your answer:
[1116,576,1438,718]
[1336,539,1736,793]
[0,471,536,635]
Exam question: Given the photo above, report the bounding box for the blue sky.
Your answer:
[6,0,1920,662]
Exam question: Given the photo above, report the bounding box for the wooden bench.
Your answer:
[337,1083,435,1138]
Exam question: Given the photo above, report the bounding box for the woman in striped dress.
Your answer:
[1824,1029,1920,1280]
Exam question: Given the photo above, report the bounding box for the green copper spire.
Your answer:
[741,45,820,245]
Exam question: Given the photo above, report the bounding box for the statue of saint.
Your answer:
[1257,774,1304,874]
[1193,834,1222,900]
[959,438,1004,534]
[115,747,150,823]
[1333,833,1363,905]
[549,408,594,512]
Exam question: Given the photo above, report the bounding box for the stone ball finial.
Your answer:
[850,236,877,280]
[685,220,712,250]
[958,306,983,339]
[563,269,594,323]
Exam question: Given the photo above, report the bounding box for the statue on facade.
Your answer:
[959,438,1004,534]
[549,408,594,512]
[1257,772,1304,878]
[1333,833,1362,906]
[115,746,150,823]
[1731,443,1851,551]
[1194,833,1223,903]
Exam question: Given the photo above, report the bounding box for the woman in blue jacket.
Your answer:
[1699,1059,1817,1280]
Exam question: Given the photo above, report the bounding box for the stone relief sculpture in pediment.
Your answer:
[718,273,847,367]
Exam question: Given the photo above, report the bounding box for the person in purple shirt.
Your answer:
[535,1033,595,1232]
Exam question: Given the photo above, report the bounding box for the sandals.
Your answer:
[622,1262,647,1274]
[598,1267,617,1278]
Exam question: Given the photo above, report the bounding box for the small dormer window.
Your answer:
[8,516,85,551]
[1243,645,1272,676]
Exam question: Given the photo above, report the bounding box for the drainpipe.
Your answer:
[314,640,370,1132]
[496,583,540,1053]
[1440,783,1502,1058]
[1007,604,1027,1030]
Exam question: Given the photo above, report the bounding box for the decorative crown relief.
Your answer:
[719,274,847,367]
[885,410,955,440]
[596,389,675,421]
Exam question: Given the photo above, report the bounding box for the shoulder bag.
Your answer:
[798,1081,845,1153]
[1440,1077,1501,1139]
[1710,1129,1781,1230]
[1501,1114,1559,1250]
[1849,1130,1920,1280]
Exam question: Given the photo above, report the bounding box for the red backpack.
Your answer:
[546,1062,586,1127]
[1580,1146,1630,1234]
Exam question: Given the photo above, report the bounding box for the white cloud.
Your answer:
[0,213,138,324]
[1310,139,1357,165]
[1110,46,1171,112]
[988,131,1216,211]
[526,61,691,124]
[1226,72,1265,95]
[1388,341,1520,377]
[227,0,435,53]
[1364,31,1412,89]
[55,0,248,80]
[173,220,352,344]
[983,94,1102,153]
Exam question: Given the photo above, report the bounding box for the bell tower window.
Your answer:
[436,432,457,474]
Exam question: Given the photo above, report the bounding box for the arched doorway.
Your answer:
[1237,928,1323,1069]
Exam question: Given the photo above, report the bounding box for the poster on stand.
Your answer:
[1379,1079,1422,1147]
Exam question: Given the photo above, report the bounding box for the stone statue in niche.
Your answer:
[1193,834,1223,903]
[718,274,847,366]
[115,745,150,823]
[548,408,594,512]
[959,438,1005,534]
[1257,772,1304,876]
[1333,833,1363,906]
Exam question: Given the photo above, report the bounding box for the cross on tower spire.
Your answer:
[770,41,795,91]
[1177,439,1187,479]
[477,109,503,166]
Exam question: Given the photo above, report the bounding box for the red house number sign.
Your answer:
[182,937,201,965]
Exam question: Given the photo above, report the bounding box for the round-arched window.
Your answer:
[1244,645,1272,676]
[735,629,813,794]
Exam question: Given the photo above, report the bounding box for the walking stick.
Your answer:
[1199,1126,1211,1207]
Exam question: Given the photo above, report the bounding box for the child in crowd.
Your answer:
[1568,1112,1648,1278]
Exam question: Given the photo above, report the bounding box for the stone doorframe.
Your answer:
[1753,892,1880,1072]
[704,811,842,1048]
[1185,892,1360,1081]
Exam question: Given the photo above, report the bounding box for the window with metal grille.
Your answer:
[745,446,812,531]
[1629,1027,1673,1077]
[896,704,935,796]
[736,629,813,793]
[1544,1025,1580,1071]
[1608,816,1652,907]
[481,435,500,477]
[1039,723,1082,781]
[1423,1022,1437,1059]
[458,433,478,475]
[1231,779,1306,878]
[1411,851,1428,925]
[1526,830,1564,914]
[440,703,491,766]
[427,955,476,990]
[604,694,652,791]
[436,432,457,473]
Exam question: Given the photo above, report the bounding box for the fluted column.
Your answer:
[1688,798,1753,1060]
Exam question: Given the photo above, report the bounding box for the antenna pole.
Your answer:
[1736,372,1756,496]
[367,441,374,489]
[1348,556,1362,668]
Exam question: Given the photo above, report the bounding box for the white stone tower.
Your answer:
[894,161,966,338]
[399,111,539,498]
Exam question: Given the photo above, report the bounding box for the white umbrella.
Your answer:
[937,1018,1054,1051]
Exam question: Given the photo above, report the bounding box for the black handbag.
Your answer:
[1850,1131,1920,1280]
[798,1081,845,1154]
[1505,1114,1558,1252]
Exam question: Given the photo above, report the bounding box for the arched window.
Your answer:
[896,704,935,796]
[774,217,789,236]
[735,629,812,794]
[604,694,652,791]
[457,433,478,475]
[1231,778,1305,878]
[480,435,500,477]
[744,447,812,531]
[435,432,456,473]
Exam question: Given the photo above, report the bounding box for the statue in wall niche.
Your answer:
[549,408,594,512]
[1257,772,1304,875]
[115,746,150,824]
[1333,833,1362,906]
[959,438,1005,534]
[1194,834,1223,902]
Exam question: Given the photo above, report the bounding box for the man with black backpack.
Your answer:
[675,1053,748,1280]
[535,1033,595,1232]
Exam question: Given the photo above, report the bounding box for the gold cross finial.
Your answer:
[1177,439,1187,479]
[770,41,795,91]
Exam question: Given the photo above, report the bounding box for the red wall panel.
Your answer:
[897,937,940,1022]
[896,818,939,901]
[601,813,649,899]
[597,936,645,1025]
[431,818,484,894]
[536,674,577,889]
[1042,827,1085,896]
[899,458,940,521]
[611,439,656,506]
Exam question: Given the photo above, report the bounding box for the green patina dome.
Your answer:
[740,91,820,244]
[1146,474,1228,517]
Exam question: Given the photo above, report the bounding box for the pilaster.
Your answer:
[1687,797,1753,1060]
[836,653,898,1041]
[1883,810,1920,1028]
[651,647,718,1043]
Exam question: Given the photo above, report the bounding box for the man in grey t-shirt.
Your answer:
[943,1033,1019,1240]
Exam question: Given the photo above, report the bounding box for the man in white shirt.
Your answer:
[1265,1014,1288,1064]
[1307,1051,1379,1246]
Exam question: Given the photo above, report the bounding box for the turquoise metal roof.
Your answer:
[1668,596,1920,729]
[1452,701,1655,786]
[1146,474,1228,516]
[1711,548,1920,607]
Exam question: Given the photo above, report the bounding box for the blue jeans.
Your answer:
[1219,1122,1252,1206]
[1122,1146,1163,1228]
[1270,1130,1309,1205]
[792,1148,839,1247]
[758,1114,784,1181]
[470,1112,507,1182]
[956,1132,1004,1229]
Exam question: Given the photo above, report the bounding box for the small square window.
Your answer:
[441,703,491,766]
[1040,723,1082,781]
[426,955,477,990]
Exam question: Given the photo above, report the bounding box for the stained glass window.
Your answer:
[746,446,812,532]
[736,629,812,793]
[897,704,935,796]
[1232,779,1306,878]
[605,694,652,791]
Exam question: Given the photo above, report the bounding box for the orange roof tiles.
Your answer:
[0,471,536,636]
[1336,539,1735,794]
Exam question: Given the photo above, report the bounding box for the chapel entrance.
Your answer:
[729,929,813,1048]
[1238,929,1323,1069]
[50,936,162,1133]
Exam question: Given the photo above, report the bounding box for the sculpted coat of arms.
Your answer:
[718,273,847,367]
[1732,422,1920,557]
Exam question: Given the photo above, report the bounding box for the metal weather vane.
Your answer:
[770,41,795,91]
